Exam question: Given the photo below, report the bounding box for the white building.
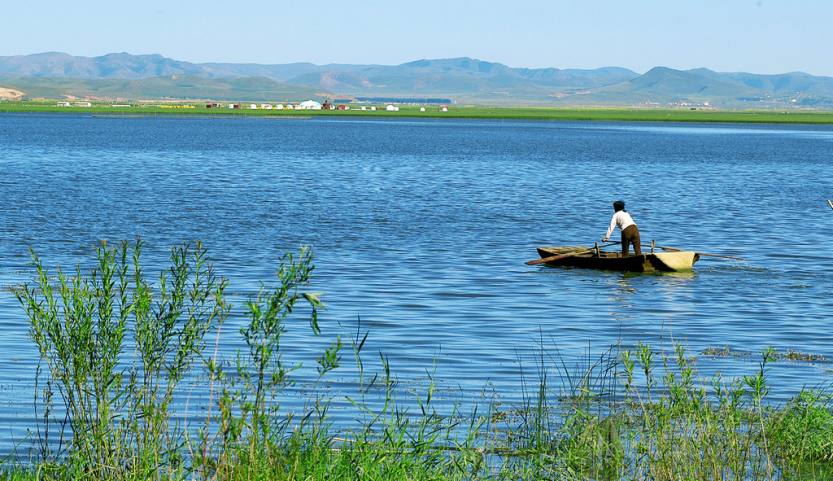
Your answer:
[299,100,323,110]
[360,106,367,111]
[385,104,399,111]
[261,104,273,110]
[419,107,426,112]
[440,106,448,112]
[74,101,92,107]
[275,104,285,110]
[56,101,71,107]
[249,104,258,110]
[370,106,377,111]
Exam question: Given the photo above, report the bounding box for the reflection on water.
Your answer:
[598,122,833,139]
[0,114,832,454]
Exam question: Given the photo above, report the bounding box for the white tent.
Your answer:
[299,100,323,110]
[385,104,400,111]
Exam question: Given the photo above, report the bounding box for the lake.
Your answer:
[1,113,831,455]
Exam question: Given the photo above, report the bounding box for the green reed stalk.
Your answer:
[8,241,833,481]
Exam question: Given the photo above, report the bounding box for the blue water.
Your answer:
[1,113,832,453]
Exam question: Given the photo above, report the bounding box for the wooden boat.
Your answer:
[536,246,700,272]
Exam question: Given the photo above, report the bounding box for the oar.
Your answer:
[827,199,833,211]
[607,240,746,261]
[655,245,745,261]
[526,243,617,266]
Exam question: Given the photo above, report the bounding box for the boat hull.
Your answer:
[536,246,699,272]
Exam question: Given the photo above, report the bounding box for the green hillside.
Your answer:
[0,76,325,101]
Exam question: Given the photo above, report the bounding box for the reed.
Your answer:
[4,241,832,480]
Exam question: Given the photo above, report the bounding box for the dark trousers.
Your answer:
[622,224,642,256]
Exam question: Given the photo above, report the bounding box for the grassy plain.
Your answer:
[3,100,833,124]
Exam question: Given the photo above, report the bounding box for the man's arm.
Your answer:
[603,213,617,242]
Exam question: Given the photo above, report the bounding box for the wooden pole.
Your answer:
[526,248,596,266]
[604,240,745,261]
[526,242,619,266]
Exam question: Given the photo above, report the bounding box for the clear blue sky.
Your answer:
[3,0,832,75]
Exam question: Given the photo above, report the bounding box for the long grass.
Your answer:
[4,241,833,480]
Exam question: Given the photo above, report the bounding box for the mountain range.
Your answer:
[1,52,832,107]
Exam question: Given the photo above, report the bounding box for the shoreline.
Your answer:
[4,102,833,124]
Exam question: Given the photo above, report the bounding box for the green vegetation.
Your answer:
[0,76,320,102]
[3,100,833,124]
[3,241,833,480]
[703,345,826,363]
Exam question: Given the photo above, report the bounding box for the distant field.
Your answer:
[3,101,833,124]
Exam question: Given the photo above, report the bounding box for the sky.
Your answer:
[3,0,832,75]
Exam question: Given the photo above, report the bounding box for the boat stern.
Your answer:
[649,251,699,271]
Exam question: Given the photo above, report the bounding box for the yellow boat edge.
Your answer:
[651,251,700,271]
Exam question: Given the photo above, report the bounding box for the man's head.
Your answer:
[613,200,625,212]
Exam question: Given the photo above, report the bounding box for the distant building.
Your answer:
[56,102,71,107]
[419,107,426,112]
[337,104,349,110]
[206,103,222,108]
[299,100,323,110]
[360,106,367,111]
[370,106,377,111]
[275,104,285,110]
[385,104,399,111]
[261,104,273,110]
[74,101,92,107]
[440,105,448,112]
[249,104,258,110]
[322,100,333,110]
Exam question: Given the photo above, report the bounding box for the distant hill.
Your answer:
[0,53,638,102]
[0,76,324,102]
[2,52,833,107]
[281,58,639,102]
[0,87,24,99]
[549,67,833,108]
[0,52,207,79]
[558,67,757,105]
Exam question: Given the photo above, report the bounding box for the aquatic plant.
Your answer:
[5,241,833,480]
[15,241,229,478]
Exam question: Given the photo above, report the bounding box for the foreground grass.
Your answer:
[4,241,833,480]
[4,100,833,124]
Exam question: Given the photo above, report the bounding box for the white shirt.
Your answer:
[604,211,636,240]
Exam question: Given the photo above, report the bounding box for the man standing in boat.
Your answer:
[602,200,642,256]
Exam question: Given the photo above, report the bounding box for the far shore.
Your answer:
[3,101,833,124]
